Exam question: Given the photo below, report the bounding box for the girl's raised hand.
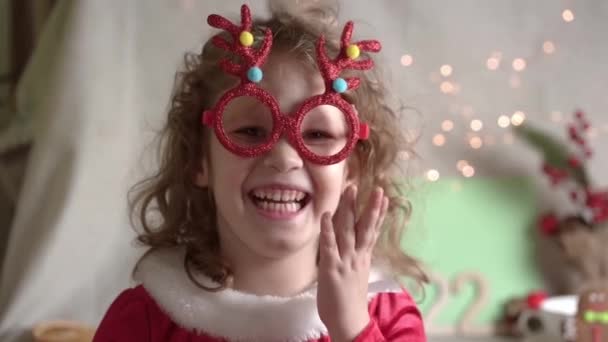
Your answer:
[317,185,389,342]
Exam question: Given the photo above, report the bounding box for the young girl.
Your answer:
[94,2,427,341]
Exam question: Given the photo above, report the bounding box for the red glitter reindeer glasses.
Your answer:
[201,4,381,165]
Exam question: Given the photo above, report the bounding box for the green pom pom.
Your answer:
[585,310,596,323]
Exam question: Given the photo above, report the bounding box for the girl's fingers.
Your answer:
[334,186,357,257]
[319,212,341,267]
[355,187,384,251]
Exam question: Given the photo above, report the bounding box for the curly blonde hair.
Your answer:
[131,1,426,291]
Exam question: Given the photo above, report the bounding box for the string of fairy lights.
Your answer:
[397,7,603,183]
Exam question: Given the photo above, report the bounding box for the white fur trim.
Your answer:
[134,248,402,342]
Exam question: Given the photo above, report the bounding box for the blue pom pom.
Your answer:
[332,78,348,93]
[247,67,263,83]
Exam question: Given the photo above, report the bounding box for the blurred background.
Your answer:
[1,0,607,341]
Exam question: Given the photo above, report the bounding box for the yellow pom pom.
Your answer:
[239,31,254,47]
[346,44,360,59]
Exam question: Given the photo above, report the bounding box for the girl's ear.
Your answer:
[343,154,360,190]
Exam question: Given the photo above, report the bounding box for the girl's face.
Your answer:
[196,54,355,262]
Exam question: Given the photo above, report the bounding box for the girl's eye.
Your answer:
[230,126,269,145]
[235,127,266,137]
[303,130,334,140]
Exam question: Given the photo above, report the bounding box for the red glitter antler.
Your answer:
[316,21,382,94]
[207,5,272,82]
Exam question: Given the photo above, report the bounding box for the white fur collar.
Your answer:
[134,248,402,342]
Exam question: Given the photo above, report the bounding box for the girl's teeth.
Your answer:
[255,200,302,213]
[252,189,306,202]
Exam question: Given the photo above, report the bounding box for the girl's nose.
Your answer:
[262,138,304,172]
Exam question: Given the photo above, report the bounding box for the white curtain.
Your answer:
[1,1,607,341]
[0,0,227,340]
